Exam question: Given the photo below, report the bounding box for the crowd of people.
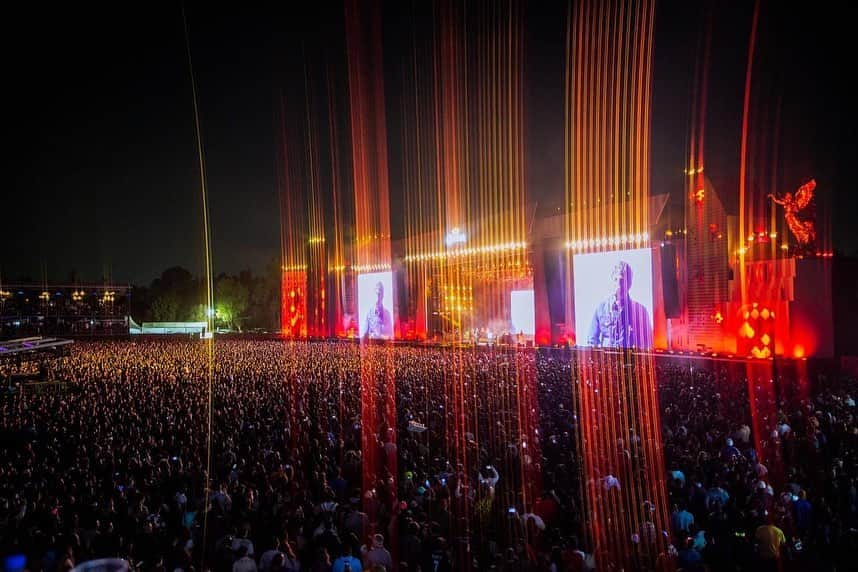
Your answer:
[657,362,858,570]
[0,339,855,571]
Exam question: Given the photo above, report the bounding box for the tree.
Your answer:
[149,266,197,320]
[215,276,249,331]
[157,266,194,291]
[150,292,180,322]
[242,259,282,331]
[187,303,209,322]
[129,285,152,322]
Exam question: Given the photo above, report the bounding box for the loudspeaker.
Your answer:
[543,241,567,325]
[661,243,681,318]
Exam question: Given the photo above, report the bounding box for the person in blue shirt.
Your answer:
[586,261,652,349]
[677,536,704,571]
[705,486,730,510]
[332,544,363,572]
[671,503,695,536]
[669,468,686,488]
[721,438,741,462]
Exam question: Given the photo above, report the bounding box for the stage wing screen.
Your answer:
[573,248,653,349]
[510,289,535,336]
[357,271,395,340]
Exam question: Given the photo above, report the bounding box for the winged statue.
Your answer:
[768,179,816,247]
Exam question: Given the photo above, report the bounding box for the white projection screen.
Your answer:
[573,248,653,349]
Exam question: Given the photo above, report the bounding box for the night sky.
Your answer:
[5,1,855,286]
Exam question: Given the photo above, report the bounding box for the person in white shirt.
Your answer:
[232,524,255,558]
[259,537,286,572]
[520,511,546,532]
[363,534,392,570]
[233,546,258,572]
[479,465,499,490]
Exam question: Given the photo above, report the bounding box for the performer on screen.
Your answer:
[363,281,393,339]
[587,260,652,349]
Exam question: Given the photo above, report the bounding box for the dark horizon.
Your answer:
[5,1,855,287]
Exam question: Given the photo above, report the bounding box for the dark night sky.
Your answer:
[5,1,855,286]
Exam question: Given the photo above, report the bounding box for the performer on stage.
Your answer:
[587,260,652,349]
[363,281,393,339]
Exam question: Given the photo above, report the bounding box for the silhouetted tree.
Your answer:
[150,292,180,322]
[215,276,249,331]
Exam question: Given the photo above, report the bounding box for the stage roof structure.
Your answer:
[0,337,74,361]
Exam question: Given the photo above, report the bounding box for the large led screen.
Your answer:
[510,289,535,336]
[357,271,395,340]
[573,248,653,349]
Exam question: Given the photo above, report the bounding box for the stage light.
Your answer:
[445,228,467,247]
[353,263,391,273]
[404,240,526,262]
[566,233,652,252]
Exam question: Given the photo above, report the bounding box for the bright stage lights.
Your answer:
[352,263,392,273]
[565,232,649,252]
[445,227,467,247]
[404,240,527,263]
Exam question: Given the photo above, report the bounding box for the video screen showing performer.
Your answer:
[358,271,394,340]
[574,248,654,349]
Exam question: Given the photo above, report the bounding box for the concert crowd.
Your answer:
[1,339,855,571]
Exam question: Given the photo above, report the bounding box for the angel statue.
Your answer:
[768,179,817,247]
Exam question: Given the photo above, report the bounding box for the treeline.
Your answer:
[130,263,280,332]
